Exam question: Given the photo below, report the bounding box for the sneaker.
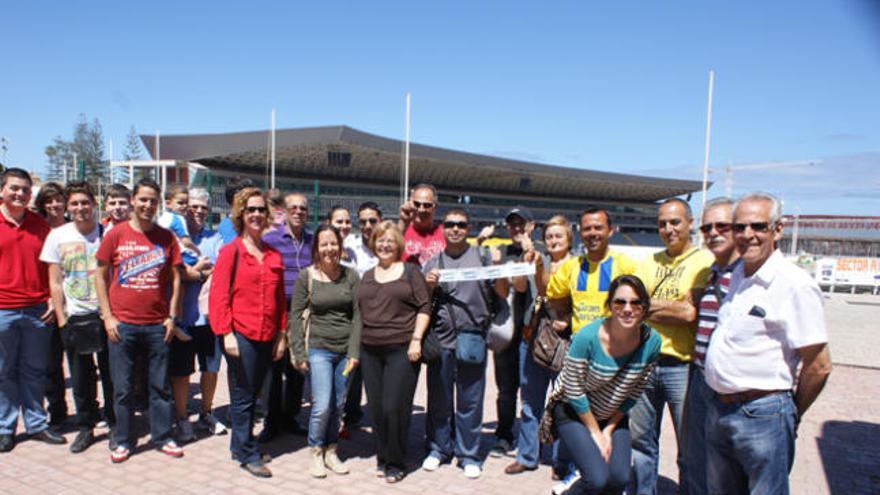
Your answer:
[96,420,109,429]
[421,455,442,471]
[463,464,482,479]
[159,440,184,458]
[197,412,228,436]
[489,438,512,458]
[110,446,130,464]
[176,418,194,444]
[552,470,581,495]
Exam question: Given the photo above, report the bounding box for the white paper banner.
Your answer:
[438,262,536,282]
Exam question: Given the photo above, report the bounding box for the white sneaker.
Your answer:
[552,470,581,495]
[421,455,441,471]
[176,418,194,443]
[463,464,482,479]
[198,412,228,436]
[96,420,109,429]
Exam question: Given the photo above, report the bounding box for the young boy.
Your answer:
[102,183,132,231]
[158,185,200,262]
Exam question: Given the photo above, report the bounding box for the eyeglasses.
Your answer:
[414,201,434,209]
[245,206,268,214]
[443,221,468,230]
[732,222,773,233]
[698,222,732,234]
[611,298,644,311]
[358,218,379,226]
[287,205,307,213]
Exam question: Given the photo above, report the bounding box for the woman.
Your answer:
[357,221,431,483]
[288,224,361,479]
[328,206,357,270]
[550,275,661,494]
[507,215,574,475]
[209,187,287,478]
[35,182,67,228]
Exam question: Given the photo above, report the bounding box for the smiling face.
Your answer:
[1,176,32,212]
[105,196,131,223]
[442,212,469,247]
[330,209,352,239]
[506,214,526,243]
[358,208,381,242]
[189,197,209,230]
[243,195,269,236]
[701,203,736,261]
[733,198,783,276]
[131,186,159,224]
[67,192,95,227]
[579,212,612,258]
[609,284,645,331]
[285,194,308,231]
[544,224,571,259]
[43,194,66,223]
[316,229,342,266]
[411,187,436,229]
[657,201,693,256]
[166,192,189,215]
[374,230,400,264]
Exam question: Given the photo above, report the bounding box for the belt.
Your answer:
[717,389,787,405]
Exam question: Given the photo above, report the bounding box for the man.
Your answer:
[704,192,831,495]
[683,197,741,495]
[41,181,116,453]
[218,177,255,245]
[422,209,508,479]
[102,183,132,231]
[0,168,66,452]
[168,188,227,442]
[630,198,714,495]
[340,201,383,433]
[95,178,186,463]
[400,183,445,266]
[259,192,312,441]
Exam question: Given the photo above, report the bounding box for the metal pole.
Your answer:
[271,108,276,190]
[404,93,411,202]
[700,70,715,214]
[62,159,68,186]
[791,208,800,256]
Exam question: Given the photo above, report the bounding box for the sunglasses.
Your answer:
[732,222,773,233]
[245,206,268,214]
[698,222,732,234]
[358,218,379,226]
[611,298,644,310]
[443,221,469,230]
[414,201,434,209]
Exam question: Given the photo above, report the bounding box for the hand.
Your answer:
[193,257,213,272]
[272,334,286,361]
[600,425,615,460]
[56,315,68,330]
[591,429,612,462]
[425,269,441,289]
[296,360,310,373]
[477,225,495,244]
[516,233,534,253]
[522,249,538,264]
[522,324,533,341]
[343,358,359,377]
[552,319,569,334]
[40,302,56,324]
[223,333,240,358]
[399,201,415,224]
[104,315,121,343]
[407,339,422,362]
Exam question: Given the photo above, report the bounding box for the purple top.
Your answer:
[262,225,313,298]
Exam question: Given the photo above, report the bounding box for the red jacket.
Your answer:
[210,237,288,342]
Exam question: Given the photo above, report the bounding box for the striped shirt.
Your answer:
[692,259,740,368]
[557,318,661,421]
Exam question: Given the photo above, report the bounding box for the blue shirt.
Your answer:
[262,225,313,299]
[218,216,237,245]
[180,226,223,327]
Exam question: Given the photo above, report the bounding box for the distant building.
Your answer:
[780,215,880,257]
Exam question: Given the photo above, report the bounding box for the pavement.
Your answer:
[1,292,878,494]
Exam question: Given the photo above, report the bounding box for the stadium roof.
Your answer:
[141,125,704,203]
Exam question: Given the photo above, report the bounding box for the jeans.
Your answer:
[307,347,349,447]
[45,322,68,427]
[0,303,50,435]
[556,403,631,495]
[629,360,689,495]
[360,343,420,471]
[425,347,487,467]
[683,366,712,495]
[108,322,172,449]
[516,339,557,468]
[706,391,796,495]
[225,332,272,464]
[493,332,521,444]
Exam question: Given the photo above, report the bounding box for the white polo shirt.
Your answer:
[704,250,828,394]
[343,234,378,277]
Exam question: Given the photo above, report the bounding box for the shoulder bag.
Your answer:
[530,296,569,373]
[290,266,314,369]
[407,262,441,364]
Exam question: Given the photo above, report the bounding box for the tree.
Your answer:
[122,125,144,161]
[44,114,107,185]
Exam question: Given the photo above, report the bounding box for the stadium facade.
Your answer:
[139,125,703,243]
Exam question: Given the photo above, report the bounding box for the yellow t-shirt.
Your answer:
[636,247,714,362]
[546,250,637,334]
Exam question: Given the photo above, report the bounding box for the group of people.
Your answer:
[0,167,832,494]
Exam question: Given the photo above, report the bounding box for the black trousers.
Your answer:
[45,323,68,427]
[493,330,521,443]
[360,343,420,471]
[261,349,304,429]
[67,346,114,431]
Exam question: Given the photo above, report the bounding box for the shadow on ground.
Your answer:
[817,420,880,495]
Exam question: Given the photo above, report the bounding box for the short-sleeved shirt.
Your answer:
[344,234,378,277]
[158,211,198,265]
[95,221,182,325]
[0,209,50,308]
[262,225,313,299]
[404,223,445,267]
[546,250,637,334]
[636,247,714,362]
[218,216,237,245]
[180,226,223,327]
[704,250,828,394]
[39,222,102,316]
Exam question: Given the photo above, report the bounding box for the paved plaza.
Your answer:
[1,292,878,495]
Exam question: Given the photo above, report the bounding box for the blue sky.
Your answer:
[2,1,878,215]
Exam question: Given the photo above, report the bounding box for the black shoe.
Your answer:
[31,428,67,445]
[0,434,14,453]
[257,426,279,443]
[241,460,273,478]
[70,430,95,454]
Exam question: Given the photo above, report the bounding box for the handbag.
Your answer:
[289,266,314,369]
[479,248,515,353]
[528,296,569,373]
[199,243,239,317]
[411,263,442,364]
[60,313,106,355]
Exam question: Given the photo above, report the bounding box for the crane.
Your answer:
[710,159,820,198]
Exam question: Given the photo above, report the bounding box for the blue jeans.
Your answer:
[706,391,796,495]
[225,332,272,464]
[307,347,349,447]
[0,303,50,435]
[108,322,172,449]
[629,361,689,495]
[516,340,557,468]
[683,366,713,495]
[425,347,487,467]
[556,403,631,495]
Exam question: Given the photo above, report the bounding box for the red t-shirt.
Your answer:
[95,221,182,324]
[404,223,446,267]
[0,209,50,308]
